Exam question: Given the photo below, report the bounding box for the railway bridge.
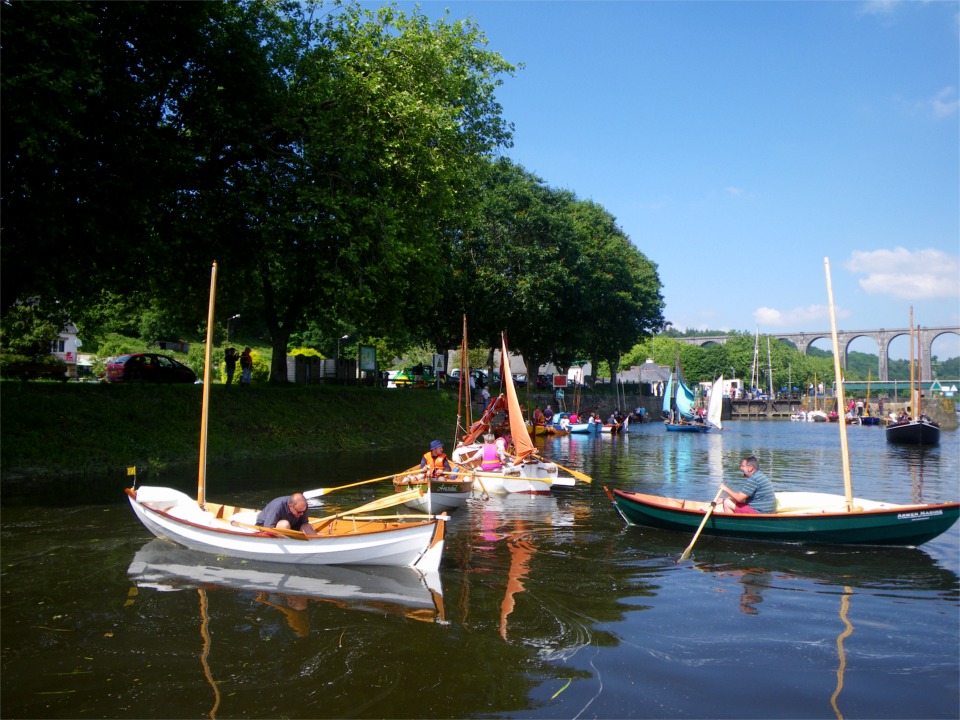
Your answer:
[676,326,960,382]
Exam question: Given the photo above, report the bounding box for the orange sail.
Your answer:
[502,333,536,462]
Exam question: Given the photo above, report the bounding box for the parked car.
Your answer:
[512,373,527,386]
[105,353,197,383]
[536,374,553,390]
[393,365,445,387]
[447,368,488,388]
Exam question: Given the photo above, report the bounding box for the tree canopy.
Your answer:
[2,0,666,381]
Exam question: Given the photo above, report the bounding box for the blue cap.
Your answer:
[430,440,443,450]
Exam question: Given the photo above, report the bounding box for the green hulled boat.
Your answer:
[604,489,960,547]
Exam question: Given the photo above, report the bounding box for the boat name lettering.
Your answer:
[896,509,943,520]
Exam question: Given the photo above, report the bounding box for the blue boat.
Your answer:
[663,355,712,432]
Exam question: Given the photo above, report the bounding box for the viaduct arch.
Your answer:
[677,326,960,382]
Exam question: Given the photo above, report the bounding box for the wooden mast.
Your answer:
[824,257,853,511]
[909,306,915,420]
[197,261,217,507]
[916,322,923,420]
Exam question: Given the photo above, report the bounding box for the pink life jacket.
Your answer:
[480,443,502,471]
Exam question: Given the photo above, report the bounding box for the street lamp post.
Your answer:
[226,314,240,347]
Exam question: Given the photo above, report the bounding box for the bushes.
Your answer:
[0,353,68,381]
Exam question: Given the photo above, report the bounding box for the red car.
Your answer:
[105,353,197,383]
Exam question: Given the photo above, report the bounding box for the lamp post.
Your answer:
[226,314,240,347]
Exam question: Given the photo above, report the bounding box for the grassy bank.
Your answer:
[0,381,460,481]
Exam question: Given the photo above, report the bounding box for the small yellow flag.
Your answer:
[127,466,137,476]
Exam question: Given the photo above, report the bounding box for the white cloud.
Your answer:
[725,186,744,197]
[859,0,900,16]
[931,86,959,118]
[843,248,960,300]
[753,305,834,327]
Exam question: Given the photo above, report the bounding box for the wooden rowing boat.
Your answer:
[604,488,959,547]
[125,263,447,571]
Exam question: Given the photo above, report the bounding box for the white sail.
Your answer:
[707,375,724,430]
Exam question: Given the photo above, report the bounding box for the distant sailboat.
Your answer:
[664,354,710,433]
[886,309,940,446]
[706,376,724,430]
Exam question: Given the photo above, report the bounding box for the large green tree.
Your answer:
[1,1,272,324]
[219,3,516,381]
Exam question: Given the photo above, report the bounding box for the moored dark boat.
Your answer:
[604,488,960,547]
[886,418,940,446]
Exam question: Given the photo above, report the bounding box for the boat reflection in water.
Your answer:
[127,538,446,629]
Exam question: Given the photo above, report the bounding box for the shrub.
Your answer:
[0,353,68,381]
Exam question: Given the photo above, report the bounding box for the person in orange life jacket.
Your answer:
[466,433,510,471]
[412,439,451,482]
[533,406,546,424]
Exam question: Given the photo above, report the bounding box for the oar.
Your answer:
[678,486,724,562]
[303,465,420,499]
[454,464,490,499]
[229,520,311,540]
[311,488,423,532]
[544,459,592,484]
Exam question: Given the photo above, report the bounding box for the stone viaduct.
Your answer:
[676,326,960,382]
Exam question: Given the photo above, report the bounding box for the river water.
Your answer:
[2,421,958,719]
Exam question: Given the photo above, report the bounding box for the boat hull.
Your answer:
[127,487,446,571]
[606,488,960,547]
[664,422,710,433]
[398,480,472,513]
[886,420,941,446]
[451,446,565,494]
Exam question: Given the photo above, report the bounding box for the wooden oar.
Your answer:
[450,463,490,498]
[311,488,423,532]
[229,520,311,540]
[678,486,725,561]
[303,465,420,499]
[546,459,592,484]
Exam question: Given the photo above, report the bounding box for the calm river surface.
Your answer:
[2,421,958,719]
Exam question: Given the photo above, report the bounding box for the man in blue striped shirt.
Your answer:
[716,456,776,514]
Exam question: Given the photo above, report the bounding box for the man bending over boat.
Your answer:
[256,493,318,535]
[714,457,776,514]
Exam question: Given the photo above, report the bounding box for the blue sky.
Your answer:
[379,0,959,356]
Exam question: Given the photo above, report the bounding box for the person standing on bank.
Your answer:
[224,347,238,385]
[240,347,253,386]
[255,493,317,535]
[714,456,776,514]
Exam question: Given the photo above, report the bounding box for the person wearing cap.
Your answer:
[714,456,776,514]
[255,492,318,535]
[417,439,451,480]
